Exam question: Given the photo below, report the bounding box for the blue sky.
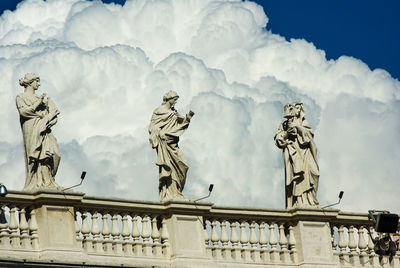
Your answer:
[1,0,399,79]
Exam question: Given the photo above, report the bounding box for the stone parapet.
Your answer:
[0,191,398,267]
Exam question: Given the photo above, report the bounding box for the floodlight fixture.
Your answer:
[368,210,399,256]
[208,184,214,192]
[63,171,87,191]
[0,183,7,197]
[368,210,399,233]
[193,184,214,202]
[321,191,344,209]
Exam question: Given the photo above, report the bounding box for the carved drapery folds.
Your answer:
[274,102,320,208]
[16,73,61,192]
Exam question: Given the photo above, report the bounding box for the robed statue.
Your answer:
[149,91,194,202]
[274,102,319,208]
[16,73,62,192]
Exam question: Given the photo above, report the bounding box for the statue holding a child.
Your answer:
[274,102,320,208]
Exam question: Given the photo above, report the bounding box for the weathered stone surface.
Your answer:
[149,91,194,202]
[274,102,320,208]
[16,74,62,192]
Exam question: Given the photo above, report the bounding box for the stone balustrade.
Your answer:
[0,191,398,267]
[203,208,297,264]
[0,194,39,260]
[330,212,400,267]
[74,196,169,258]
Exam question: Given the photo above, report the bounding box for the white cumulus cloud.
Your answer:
[0,0,399,214]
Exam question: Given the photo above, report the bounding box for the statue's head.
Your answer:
[163,90,179,103]
[283,103,295,119]
[19,73,40,89]
[283,102,305,120]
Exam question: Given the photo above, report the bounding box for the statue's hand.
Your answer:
[277,138,292,148]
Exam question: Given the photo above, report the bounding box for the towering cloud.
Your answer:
[0,0,399,212]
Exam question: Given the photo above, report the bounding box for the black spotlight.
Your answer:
[376,213,399,233]
[208,184,214,192]
[368,210,399,256]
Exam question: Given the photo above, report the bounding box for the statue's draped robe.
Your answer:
[274,118,319,207]
[16,93,61,191]
[149,105,190,201]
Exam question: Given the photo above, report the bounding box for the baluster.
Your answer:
[348,225,358,265]
[368,227,379,266]
[121,214,133,256]
[249,221,258,248]
[357,226,368,264]
[132,214,142,256]
[0,207,10,249]
[367,227,375,255]
[269,222,279,262]
[141,215,152,256]
[220,220,231,260]
[9,206,20,249]
[288,224,297,263]
[161,216,170,256]
[239,220,248,247]
[91,211,102,253]
[358,226,367,254]
[102,212,113,254]
[279,223,289,263]
[230,221,241,260]
[259,222,267,248]
[29,208,39,250]
[204,220,210,246]
[19,208,30,249]
[240,220,251,261]
[279,224,288,249]
[211,219,221,259]
[220,220,229,247]
[81,211,92,252]
[250,221,261,262]
[211,220,219,247]
[75,213,82,248]
[331,226,337,250]
[259,222,269,262]
[151,215,162,256]
[348,225,357,253]
[338,225,347,254]
[111,213,123,255]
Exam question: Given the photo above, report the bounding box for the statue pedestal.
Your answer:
[29,190,85,261]
[290,207,339,268]
[164,201,212,267]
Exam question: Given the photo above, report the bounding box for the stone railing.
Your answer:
[74,196,169,267]
[203,207,297,264]
[330,212,400,267]
[0,190,398,267]
[0,192,39,259]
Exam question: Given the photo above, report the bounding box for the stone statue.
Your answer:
[274,102,319,208]
[16,73,62,192]
[149,91,194,202]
